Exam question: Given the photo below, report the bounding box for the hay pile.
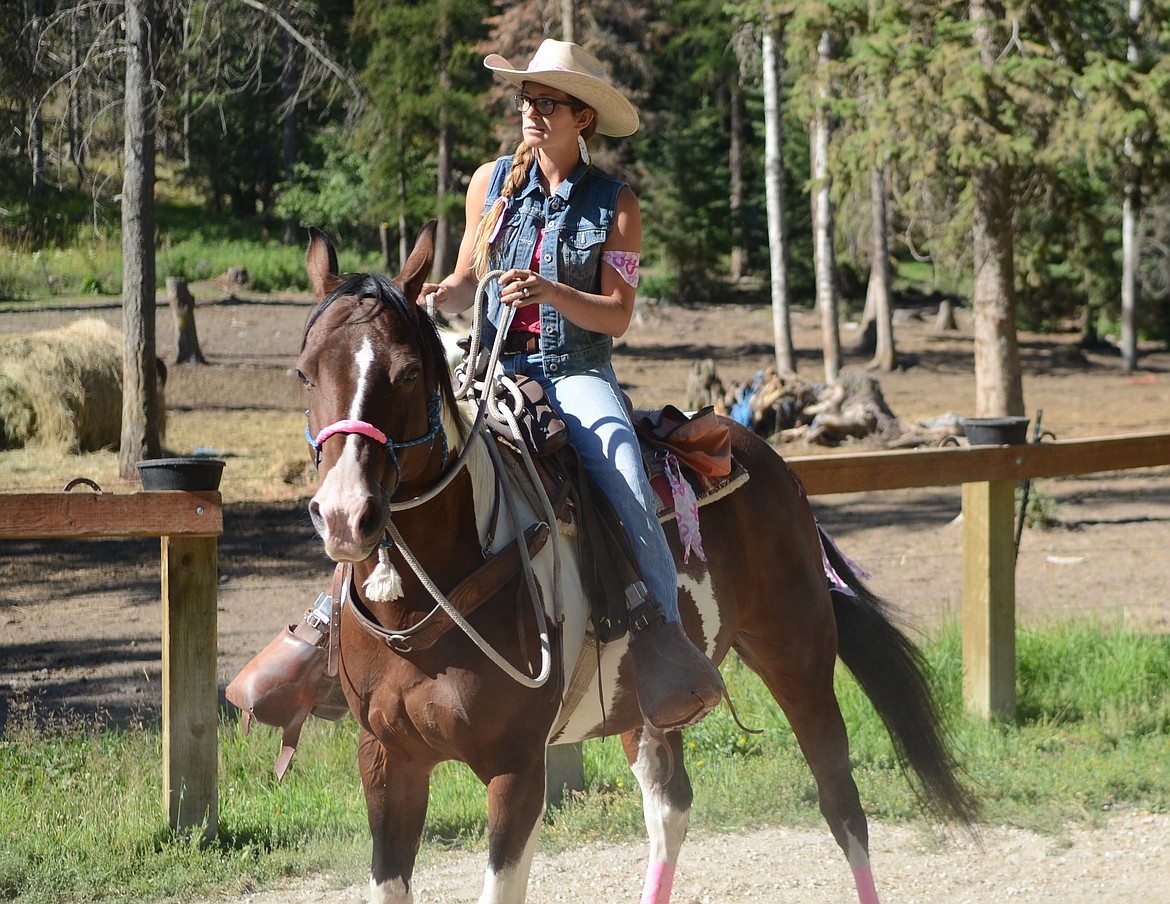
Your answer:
[0,318,125,452]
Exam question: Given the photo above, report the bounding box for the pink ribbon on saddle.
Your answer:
[663,451,706,564]
[313,419,389,449]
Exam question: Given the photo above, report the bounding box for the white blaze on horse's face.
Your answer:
[350,335,377,419]
[310,335,388,562]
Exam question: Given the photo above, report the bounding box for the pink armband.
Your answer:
[601,250,640,288]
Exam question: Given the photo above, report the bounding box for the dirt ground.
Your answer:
[2,283,1169,901]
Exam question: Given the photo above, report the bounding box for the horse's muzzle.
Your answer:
[309,486,387,562]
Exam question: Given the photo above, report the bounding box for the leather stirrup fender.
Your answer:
[225,563,351,779]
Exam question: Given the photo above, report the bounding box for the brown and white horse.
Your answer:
[296,223,976,904]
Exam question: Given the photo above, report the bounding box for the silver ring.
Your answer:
[522,286,530,298]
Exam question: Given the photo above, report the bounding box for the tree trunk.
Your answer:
[562,0,575,42]
[69,8,86,189]
[729,78,747,282]
[935,298,959,332]
[396,85,408,268]
[1120,0,1143,374]
[970,0,1024,417]
[865,165,896,371]
[281,17,298,246]
[380,221,393,271]
[181,8,191,169]
[119,0,163,477]
[434,27,453,279]
[30,0,45,197]
[811,30,841,385]
[167,277,207,365]
[1121,178,1140,373]
[762,28,794,376]
[971,164,1025,417]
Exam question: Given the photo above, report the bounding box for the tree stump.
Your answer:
[167,276,208,364]
[935,298,959,331]
[686,359,726,413]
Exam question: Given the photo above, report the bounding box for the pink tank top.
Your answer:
[510,229,544,335]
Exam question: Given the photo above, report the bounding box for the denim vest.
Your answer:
[482,155,625,378]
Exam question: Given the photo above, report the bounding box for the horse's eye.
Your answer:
[296,369,313,388]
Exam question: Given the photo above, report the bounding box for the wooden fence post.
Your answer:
[546,742,585,806]
[161,534,219,839]
[961,480,1017,721]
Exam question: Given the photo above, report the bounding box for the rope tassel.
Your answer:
[365,536,404,602]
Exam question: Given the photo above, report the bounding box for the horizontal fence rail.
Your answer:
[7,491,223,539]
[786,431,1170,496]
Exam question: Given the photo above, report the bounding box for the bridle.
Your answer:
[305,391,448,493]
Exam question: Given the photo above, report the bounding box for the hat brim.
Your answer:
[485,53,639,138]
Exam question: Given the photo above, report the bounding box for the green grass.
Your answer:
[0,200,384,301]
[2,621,1168,903]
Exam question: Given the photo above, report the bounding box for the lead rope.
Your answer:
[373,271,564,687]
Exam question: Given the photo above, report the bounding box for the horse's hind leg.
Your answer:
[622,728,692,904]
[734,631,880,904]
[358,730,430,904]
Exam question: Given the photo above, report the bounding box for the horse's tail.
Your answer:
[820,526,980,828]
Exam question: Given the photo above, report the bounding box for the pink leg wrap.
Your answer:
[852,865,880,904]
[640,861,676,904]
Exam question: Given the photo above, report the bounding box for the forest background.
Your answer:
[4,0,1170,390]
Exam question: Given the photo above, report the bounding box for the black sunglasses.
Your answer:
[513,93,584,116]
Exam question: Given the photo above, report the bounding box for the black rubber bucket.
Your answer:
[960,417,1031,446]
[136,457,225,491]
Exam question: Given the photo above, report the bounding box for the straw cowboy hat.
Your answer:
[484,39,640,137]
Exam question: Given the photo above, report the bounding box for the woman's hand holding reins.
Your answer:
[500,269,545,308]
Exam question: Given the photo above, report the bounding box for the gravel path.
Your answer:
[195,811,1170,903]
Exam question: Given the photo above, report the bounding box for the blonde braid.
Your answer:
[472,142,536,279]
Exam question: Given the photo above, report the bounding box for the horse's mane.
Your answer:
[302,272,462,438]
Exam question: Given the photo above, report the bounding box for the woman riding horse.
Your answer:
[419,39,723,733]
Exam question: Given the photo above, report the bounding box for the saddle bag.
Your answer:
[486,374,569,457]
[634,404,732,477]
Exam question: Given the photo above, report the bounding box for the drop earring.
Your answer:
[578,133,591,166]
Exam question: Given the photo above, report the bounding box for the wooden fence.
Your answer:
[786,431,1170,719]
[4,432,1168,827]
[0,490,222,840]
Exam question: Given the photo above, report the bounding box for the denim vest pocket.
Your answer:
[560,226,607,292]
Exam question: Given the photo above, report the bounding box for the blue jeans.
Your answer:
[503,353,680,622]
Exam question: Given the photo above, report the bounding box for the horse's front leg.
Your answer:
[359,728,430,904]
[476,750,548,904]
[622,728,693,904]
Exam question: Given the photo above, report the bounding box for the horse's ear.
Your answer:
[306,226,341,301]
[397,219,437,303]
